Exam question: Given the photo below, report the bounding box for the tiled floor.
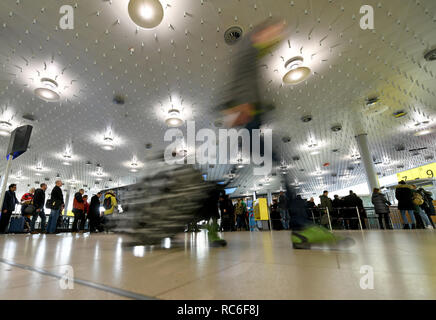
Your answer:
[1,230,436,300]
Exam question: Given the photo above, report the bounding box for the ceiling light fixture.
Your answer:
[130,157,139,172]
[165,109,184,127]
[101,129,115,150]
[414,129,433,136]
[283,56,311,85]
[34,78,60,102]
[0,120,13,136]
[128,0,164,29]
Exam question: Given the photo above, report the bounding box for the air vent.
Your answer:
[292,156,300,161]
[331,124,342,132]
[397,165,404,169]
[95,181,100,185]
[424,48,436,62]
[301,115,312,123]
[347,166,355,171]
[409,147,427,152]
[22,114,36,122]
[35,181,39,184]
[331,173,337,177]
[85,161,92,166]
[425,155,434,160]
[365,96,379,106]
[395,144,405,152]
[224,26,243,45]
[393,110,407,118]
[113,94,125,105]
[145,143,153,149]
[332,149,340,153]
[44,177,50,181]
[299,169,305,172]
[209,164,215,168]
[282,136,291,143]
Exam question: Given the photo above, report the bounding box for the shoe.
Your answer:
[209,239,227,247]
[425,225,434,229]
[403,224,410,230]
[291,226,343,250]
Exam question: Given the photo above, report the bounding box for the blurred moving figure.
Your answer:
[410,185,433,229]
[371,188,392,230]
[278,191,290,230]
[270,198,282,230]
[235,198,247,231]
[102,190,117,231]
[417,187,436,229]
[30,183,47,233]
[88,192,103,233]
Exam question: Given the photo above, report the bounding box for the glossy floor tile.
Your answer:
[1,230,436,300]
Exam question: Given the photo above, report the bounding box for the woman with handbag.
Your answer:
[21,188,35,233]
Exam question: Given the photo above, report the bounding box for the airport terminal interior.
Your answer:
[0,0,435,300]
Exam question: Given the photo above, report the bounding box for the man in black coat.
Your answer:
[46,180,65,234]
[343,191,366,230]
[88,192,102,232]
[0,184,19,233]
[395,181,416,229]
[30,183,48,233]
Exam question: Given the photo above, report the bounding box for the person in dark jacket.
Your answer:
[319,191,333,228]
[88,192,102,232]
[343,191,366,229]
[72,189,85,232]
[270,198,283,230]
[0,184,19,233]
[46,180,65,234]
[289,195,309,229]
[30,183,47,233]
[410,185,433,229]
[371,188,392,229]
[418,187,436,228]
[395,181,416,229]
[219,194,235,232]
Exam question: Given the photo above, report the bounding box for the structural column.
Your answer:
[355,133,380,192]
[63,187,71,216]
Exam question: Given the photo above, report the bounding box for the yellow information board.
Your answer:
[254,198,269,221]
[397,163,436,182]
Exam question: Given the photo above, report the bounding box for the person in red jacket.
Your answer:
[72,189,85,232]
[21,188,35,232]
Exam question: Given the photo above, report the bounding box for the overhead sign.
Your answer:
[396,163,436,182]
[6,125,33,160]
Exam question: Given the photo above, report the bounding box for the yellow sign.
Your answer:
[254,198,269,221]
[397,163,436,182]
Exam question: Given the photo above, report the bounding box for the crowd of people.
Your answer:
[0,181,119,234]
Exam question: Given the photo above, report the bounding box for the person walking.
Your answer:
[46,180,65,234]
[88,192,102,232]
[278,191,290,230]
[319,190,333,227]
[235,198,247,231]
[371,188,392,230]
[395,181,416,229]
[0,184,19,233]
[30,183,47,233]
[418,187,436,228]
[71,189,85,232]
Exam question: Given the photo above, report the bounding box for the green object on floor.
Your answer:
[291,225,341,245]
[205,221,221,242]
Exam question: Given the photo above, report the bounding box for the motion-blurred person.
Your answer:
[88,192,102,233]
[72,188,85,232]
[20,187,35,233]
[289,195,309,230]
[219,194,234,232]
[270,198,282,230]
[235,198,247,231]
[102,190,117,231]
[371,188,392,230]
[411,185,433,229]
[278,191,290,230]
[332,195,344,229]
[30,183,47,233]
[0,184,19,233]
[46,180,64,234]
[218,18,344,248]
[395,181,416,229]
[306,197,316,222]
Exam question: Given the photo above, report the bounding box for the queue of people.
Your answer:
[0,181,118,234]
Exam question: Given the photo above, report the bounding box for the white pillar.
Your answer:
[355,133,379,192]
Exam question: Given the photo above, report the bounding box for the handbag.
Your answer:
[24,204,35,215]
[46,199,61,210]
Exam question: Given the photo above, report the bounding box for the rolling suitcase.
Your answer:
[8,216,25,233]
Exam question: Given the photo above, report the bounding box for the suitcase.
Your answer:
[8,216,25,233]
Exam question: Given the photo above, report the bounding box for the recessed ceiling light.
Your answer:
[283,56,311,85]
[165,109,184,127]
[128,0,164,29]
[34,78,60,102]
[101,137,115,150]
[62,161,71,166]
[0,120,13,136]
[310,150,320,155]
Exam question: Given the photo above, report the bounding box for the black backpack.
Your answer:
[103,197,112,210]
